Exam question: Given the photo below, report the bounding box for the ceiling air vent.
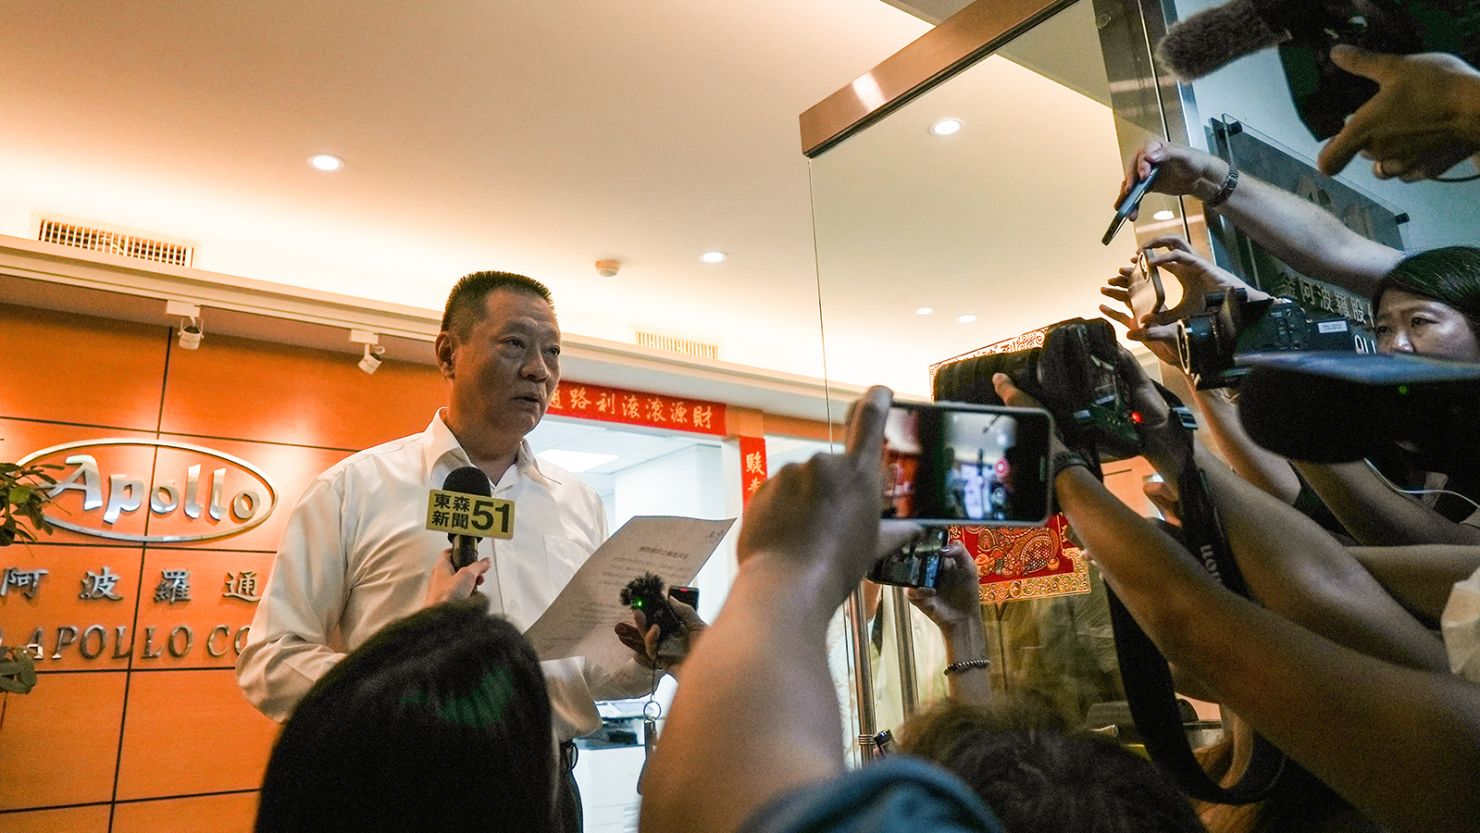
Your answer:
[635,330,718,361]
[38,218,195,268]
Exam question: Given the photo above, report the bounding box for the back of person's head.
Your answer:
[898,696,1206,833]
[441,270,554,338]
[1372,246,1480,336]
[255,597,556,833]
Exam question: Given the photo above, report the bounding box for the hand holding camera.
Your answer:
[615,579,707,672]
[1101,237,1269,332]
[903,542,981,636]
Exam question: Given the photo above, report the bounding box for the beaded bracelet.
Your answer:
[944,658,991,675]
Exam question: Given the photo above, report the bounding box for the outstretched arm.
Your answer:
[1352,545,1480,624]
[1120,140,1401,296]
[1294,460,1480,547]
[1049,460,1480,833]
[640,387,901,833]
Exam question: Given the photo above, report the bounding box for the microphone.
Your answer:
[1155,0,1288,80]
[442,466,492,570]
[1237,353,1480,473]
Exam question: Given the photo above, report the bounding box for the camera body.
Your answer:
[934,318,1141,462]
[869,528,949,589]
[1269,0,1480,139]
[1177,290,1376,389]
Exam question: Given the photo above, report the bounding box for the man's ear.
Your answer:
[434,331,456,378]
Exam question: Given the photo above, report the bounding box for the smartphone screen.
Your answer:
[882,401,1053,526]
[1128,250,1165,325]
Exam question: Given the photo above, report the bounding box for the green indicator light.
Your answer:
[1397,385,1409,395]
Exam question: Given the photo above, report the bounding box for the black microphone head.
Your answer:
[443,465,492,497]
[1238,353,1480,467]
[1156,0,1286,81]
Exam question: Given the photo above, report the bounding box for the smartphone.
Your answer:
[882,401,1053,526]
[1128,249,1167,325]
[1102,163,1160,246]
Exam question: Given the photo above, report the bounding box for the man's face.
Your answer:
[443,289,561,446]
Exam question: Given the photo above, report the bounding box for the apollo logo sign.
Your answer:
[15,439,277,543]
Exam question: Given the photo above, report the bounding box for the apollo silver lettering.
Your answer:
[15,439,277,543]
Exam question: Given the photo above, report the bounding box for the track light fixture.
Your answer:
[350,329,384,375]
[166,300,204,350]
[358,343,386,375]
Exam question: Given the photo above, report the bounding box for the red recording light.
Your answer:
[1131,411,1144,425]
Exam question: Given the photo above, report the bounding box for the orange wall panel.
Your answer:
[0,303,168,432]
[112,791,258,833]
[115,669,279,801]
[131,550,273,670]
[0,805,110,833]
[0,671,127,810]
[147,437,349,552]
[158,332,446,450]
[0,544,144,671]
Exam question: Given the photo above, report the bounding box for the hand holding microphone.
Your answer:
[421,465,503,608]
[423,547,492,608]
[442,466,493,570]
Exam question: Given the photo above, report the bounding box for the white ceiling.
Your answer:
[2,1,1146,407]
[810,2,1142,397]
[0,0,929,382]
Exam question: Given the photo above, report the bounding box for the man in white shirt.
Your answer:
[238,271,655,832]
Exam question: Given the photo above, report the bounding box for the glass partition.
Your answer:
[808,0,1143,743]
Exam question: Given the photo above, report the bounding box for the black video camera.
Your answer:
[1177,290,1376,389]
[933,318,1141,462]
[1272,1,1480,140]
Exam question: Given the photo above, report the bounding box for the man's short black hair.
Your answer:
[441,271,554,339]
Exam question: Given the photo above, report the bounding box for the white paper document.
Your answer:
[524,515,734,667]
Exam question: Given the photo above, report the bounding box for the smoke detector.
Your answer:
[595,259,621,278]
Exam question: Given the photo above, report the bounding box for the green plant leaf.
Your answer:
[9,485,32,506]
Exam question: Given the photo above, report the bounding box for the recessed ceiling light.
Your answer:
[1152,209,1175,221]
[309,153,344,172]
[537,449,620,473]
[930,118,964,137]
[916,306,934,316]
[957,313,977,324]
[700,251,727,264]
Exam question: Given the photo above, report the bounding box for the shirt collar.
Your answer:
[422,410,560,488]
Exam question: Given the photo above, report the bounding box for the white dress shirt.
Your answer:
[237,411,654,737]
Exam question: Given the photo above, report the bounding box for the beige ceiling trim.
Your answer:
[0,235,864,422]
[800,0,1076,157]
